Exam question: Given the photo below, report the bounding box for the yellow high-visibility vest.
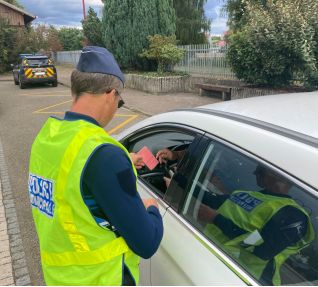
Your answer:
[205,190,314,285]
[29,117,140,285]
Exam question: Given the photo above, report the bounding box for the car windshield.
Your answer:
[24,58,49,66]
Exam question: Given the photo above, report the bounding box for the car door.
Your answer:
[122,124,202,284]
[122,125,254,285]
[176,133,318,286]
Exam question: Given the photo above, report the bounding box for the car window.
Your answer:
[24,58,49,66]
[181,139,318,286]
[126,129,195,198]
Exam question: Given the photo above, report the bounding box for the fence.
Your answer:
[52,44,237,80]
[174,44,236,79]
[52,50,81,66]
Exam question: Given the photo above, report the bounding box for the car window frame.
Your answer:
[121,123,205,200]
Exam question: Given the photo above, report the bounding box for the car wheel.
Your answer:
[52,81,58,87]
[19,77,26,89]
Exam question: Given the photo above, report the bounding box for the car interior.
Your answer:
[125,129,195,198]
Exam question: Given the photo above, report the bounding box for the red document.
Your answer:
[138,146,159,170]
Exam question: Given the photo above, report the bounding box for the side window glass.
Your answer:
[182,140,317,285]
[126,130,194,198]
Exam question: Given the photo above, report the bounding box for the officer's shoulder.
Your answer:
[90,143,129,162]
[96,143,127,156]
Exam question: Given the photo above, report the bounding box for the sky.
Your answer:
[19,0,228,35]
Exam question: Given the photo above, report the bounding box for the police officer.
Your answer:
[28,46,163,285]
[198,165,314,285]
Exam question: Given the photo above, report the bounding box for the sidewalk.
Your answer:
[0,138,31,286]
[56,65,221,116]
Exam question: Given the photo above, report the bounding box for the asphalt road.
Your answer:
[0,79,146,285]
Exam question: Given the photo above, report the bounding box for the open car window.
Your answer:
[124,127,196,199]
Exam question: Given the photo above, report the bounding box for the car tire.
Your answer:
[19,77,26,89]
[52,81,58,87]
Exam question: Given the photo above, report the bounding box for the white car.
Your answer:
[117,91,318,286]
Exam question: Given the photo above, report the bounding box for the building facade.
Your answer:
[0,0,35,27]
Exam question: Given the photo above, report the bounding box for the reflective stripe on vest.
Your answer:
[205,190,314,285]
[42,237,129,266]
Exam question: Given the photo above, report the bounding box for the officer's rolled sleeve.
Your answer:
[83,144,163,258]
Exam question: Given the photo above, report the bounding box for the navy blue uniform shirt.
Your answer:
[64,111,163,259]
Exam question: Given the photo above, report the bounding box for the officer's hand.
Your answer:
[130,152,145,169]
[198,204,218,223]
[143,198,159,209]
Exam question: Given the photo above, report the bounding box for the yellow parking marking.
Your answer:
[33,100,72,114]
[33,100,140,134]
[21,91,69,96]
[115,113,136,117]
[107,115,139,135]
[34,112,65,115]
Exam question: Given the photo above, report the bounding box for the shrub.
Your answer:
[227,0,318,88]
[140,35,184,73]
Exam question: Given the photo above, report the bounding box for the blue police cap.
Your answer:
[76,46,125,85]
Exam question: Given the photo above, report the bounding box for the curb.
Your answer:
[0,137,31,286]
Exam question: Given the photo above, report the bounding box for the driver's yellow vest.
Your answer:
[204,190,314,285]
[28,117,140,286]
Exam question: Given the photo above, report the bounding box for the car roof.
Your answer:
[119,91,318,190]
[195,91,318,139]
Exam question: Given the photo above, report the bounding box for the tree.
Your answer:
[0,18,16,72]
[12,25,63,55]
[102,0,176,69]
[140,34,184,73]
[173,0,211,45]
[227,0,318,87]
[223,0,268,31]
[4,0,23,9]
[58,28,83,51]
[47,26,63,52]
[82,7,103,46]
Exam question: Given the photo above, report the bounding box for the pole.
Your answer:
[82,0,86,20]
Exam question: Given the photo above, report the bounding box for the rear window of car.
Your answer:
[24,58,49,66]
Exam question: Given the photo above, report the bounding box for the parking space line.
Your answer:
[116,113,137,117]
[33,100,139,135]
[107,115,139,135]
[21,91,69,96]
[33,100,72,114]
[33,112,65,115]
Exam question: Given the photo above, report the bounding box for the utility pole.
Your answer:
[82,0,86,20]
